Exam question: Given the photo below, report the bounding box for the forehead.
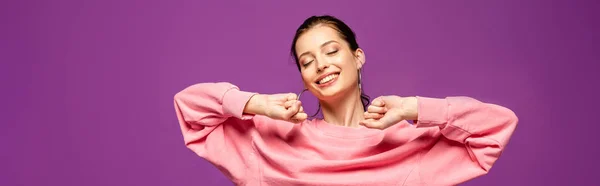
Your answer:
[295,25,343,51]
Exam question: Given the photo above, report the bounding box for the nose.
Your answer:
[315,57,330,72]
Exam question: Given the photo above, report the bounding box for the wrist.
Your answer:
[403,96,419,121]
[244,94,266,116]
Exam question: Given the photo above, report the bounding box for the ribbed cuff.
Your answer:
[414,96,449,128]
[222,87,257,120]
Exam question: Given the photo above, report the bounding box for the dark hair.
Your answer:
[290,15,371,117]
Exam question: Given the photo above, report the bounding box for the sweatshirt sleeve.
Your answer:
[173,82,258,182]
[414,96,518,185]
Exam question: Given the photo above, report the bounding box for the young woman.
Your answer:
[173,15,518,186]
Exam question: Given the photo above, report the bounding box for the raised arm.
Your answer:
[414,96,519,185]
[173,82,258,182]
[173,82,307,183]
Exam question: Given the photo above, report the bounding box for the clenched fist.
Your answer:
[244,93,308,123]
[359,96,419,130]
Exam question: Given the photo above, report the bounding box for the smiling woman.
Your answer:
[291,17,369,126]
[291,16,370,124]
[173,15,519,186]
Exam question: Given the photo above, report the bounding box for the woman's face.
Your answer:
[295,25,365,101]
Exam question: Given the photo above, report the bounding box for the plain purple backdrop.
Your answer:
[1,0,599,185]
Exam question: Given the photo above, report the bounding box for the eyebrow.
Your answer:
[298,40,339,59]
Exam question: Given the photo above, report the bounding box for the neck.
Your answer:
[320,87,365,128]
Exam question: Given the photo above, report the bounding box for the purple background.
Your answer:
[1,0,598,185]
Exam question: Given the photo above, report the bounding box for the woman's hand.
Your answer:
[359,96,419,129]
[244,93,308,123]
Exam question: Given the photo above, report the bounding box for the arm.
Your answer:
[173,82,260,182]
[414,96,518,185]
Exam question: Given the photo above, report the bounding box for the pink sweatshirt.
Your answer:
[173,82,518,186]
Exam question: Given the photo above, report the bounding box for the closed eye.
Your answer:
[303,60,314,67]
[327,50,338,55]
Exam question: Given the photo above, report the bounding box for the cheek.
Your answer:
[335,56,357,73]
[334,52,356,67]
[341,68,357,83]
[301,72,313,85]
[339,56,358,81]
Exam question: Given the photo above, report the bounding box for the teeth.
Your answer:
[319,74,338,84]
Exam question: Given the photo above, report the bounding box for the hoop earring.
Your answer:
[297,88,321,119]
[298,88,308,100]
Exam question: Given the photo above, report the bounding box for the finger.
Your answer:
[284,101,302,119]
[290,118,307,124]
[291,112,308,121]
[290,119,304,124]
[284,100,297,108]
[362,119,386,130]
[363,112,384,120]
[371,96,385,107]
[299,106,304,113]
[359,119,382,129]
[372,97,386,107]
[359,119,372,126]
[287,93,298,101]
[367,105,387,114]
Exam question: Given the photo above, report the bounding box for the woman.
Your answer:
[173,15,518,186]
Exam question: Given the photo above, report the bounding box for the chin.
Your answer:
[313,82,348,101]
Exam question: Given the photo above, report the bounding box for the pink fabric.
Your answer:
[173,82,518,186]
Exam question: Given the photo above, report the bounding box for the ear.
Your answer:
[354,48,366,70]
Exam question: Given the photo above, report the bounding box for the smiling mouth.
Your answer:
[316,73,340,85]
